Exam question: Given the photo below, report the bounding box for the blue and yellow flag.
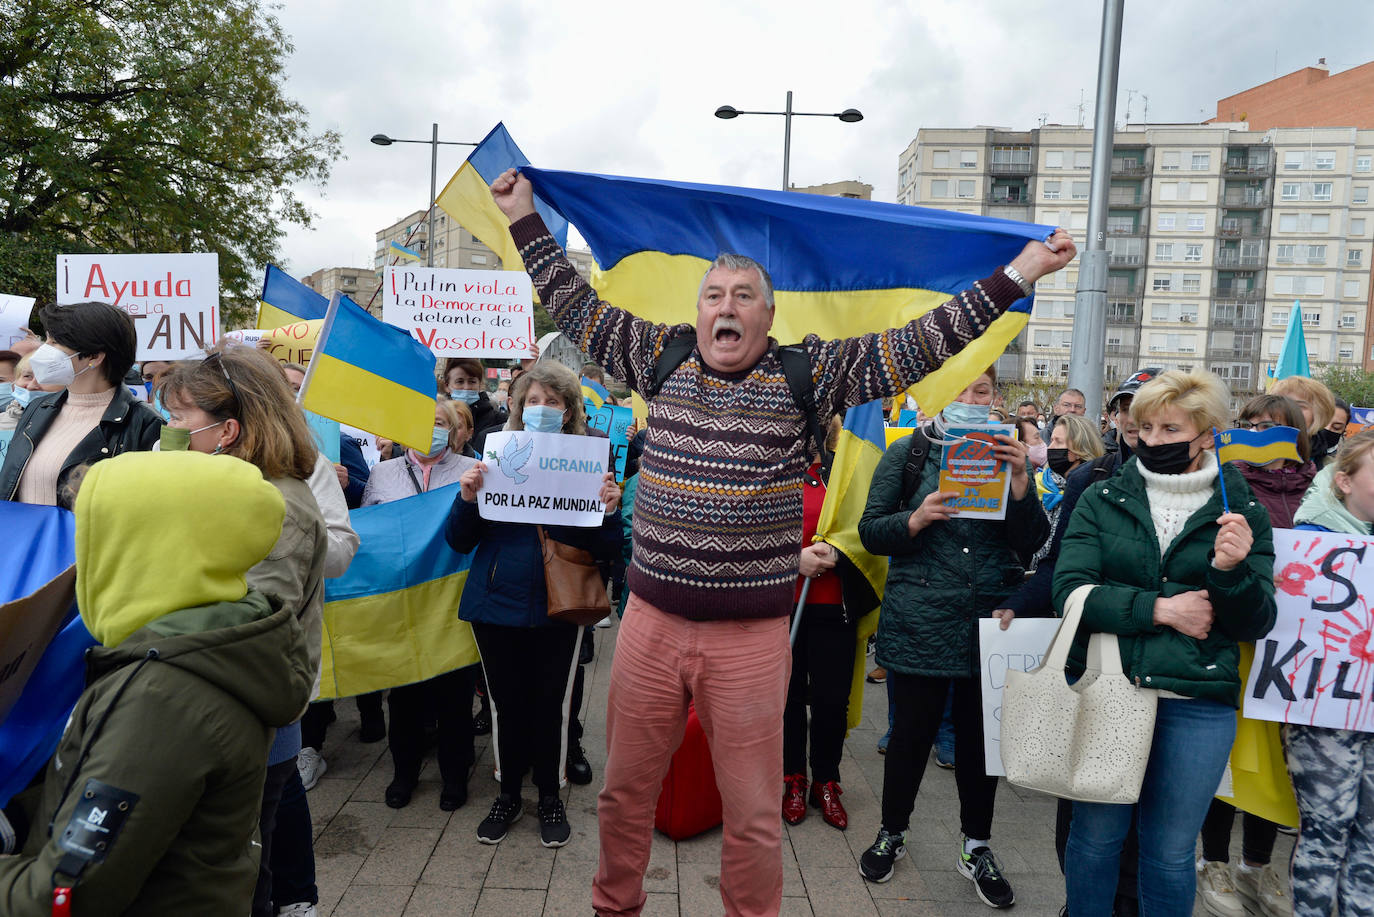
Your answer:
[1215,426,1302,465]
[813,399,889,730]
[259,264,329,330]
[581,375,610,410]
[300,294,437,450]
[318,484,479,699]
[434,123,569,272]
[388,240,423,264]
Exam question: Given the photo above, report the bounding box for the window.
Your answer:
[1281,183,1301,201]
[1268,338,1283,356]
[961,150,978,168]
[1272,310,1290,326]
[1279,214,1298,232]
[930,179,948,197]
[1033,360,1051,378]
[1180,303,1199,322]
[1284,152,1304,170]
[1071,181,1090,200]
[1315,151,1336,170]
[1155,243,1174,261]
[899,166,912,188]
[1354,218,1368,235]
[1160,182,1179,201]
[1186,213,1206,231]
[957,179,975,198]
[1302,310,1321,327]
[1350,249,1364,267]
[470,253,488,264]
[1277,244,1296,263]
[1157,212,1176,231]
[1276,276,1327,296]
[1346,281,1362,299]
[1069,211,1088,230]
[1184,244,1203,262]
[1191,182,1208,201]
[1045,151,1064,169]
[1191,152,1210,171]
[1034,329,1051,348]
[1152,303,1171,321]
[1342,312,1359,328]
[1074,151,1092,169]
[1161,151,1181,171]
[1312,214,1331,232]
[1340,345,1355,361]
[342,275,356,286]
[932,150,951,169]
[1182,274,1201,293]
[1149,333,1169,351]
[1358,156,1373,172]
[1355,186,1370,204]
[1308,244,1327,263]
[1043,181,1061,200]
[1107,216,1137,234]
[1153,275,1172,292]
[1314,182,1333,201]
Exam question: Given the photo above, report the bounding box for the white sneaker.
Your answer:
[297,747,326,791]
[1232,862,1290,917]
[277,904,317,917]
[1197,860,1245,917]
[594,615,613,628]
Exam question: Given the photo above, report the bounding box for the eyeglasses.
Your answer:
[1238,420,1278,431]
[203,351,244,414]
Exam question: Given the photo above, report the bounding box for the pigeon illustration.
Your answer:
[499,435,535,485]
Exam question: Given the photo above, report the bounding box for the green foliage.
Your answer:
[1319,364,1374,409]
[0,0,340,328]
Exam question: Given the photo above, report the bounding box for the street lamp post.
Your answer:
[370,124,478,267]
[714,91,863,191]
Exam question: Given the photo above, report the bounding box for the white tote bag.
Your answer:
[1000,584,1158,804]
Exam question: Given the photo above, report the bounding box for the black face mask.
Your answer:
[1047,448,1074,478]
[1134,433,1205,475]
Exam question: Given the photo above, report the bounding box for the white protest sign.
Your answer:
[56,253,219,360]
[0,294,36,349]
[341,424,382,470]
[1244,528,1374,733]
[478,430,608,527]
[382,266,534,359]
[979,617,1059,776]
[223,328,266,347]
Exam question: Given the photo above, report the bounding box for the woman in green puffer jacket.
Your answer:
[1052,369,1276,917]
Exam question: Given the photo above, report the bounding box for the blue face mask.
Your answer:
[450,388,480,405]
[11,384,32,408]
[151,390,172,422]
[143,381,154,399]
[0,383,13,411]
[941,400,991,427]
[522,404,565,434]
[428,425,450,455]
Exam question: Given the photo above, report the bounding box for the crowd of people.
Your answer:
[0,171,1369,917]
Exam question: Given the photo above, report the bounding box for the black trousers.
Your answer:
[1200,798,1279,865]
[386,665,476,787]
[881,671,996,839]
[472,621,582,798]
[782,609,856,783]
[300,692,383,750]
[251,758,297,917]
[268,769,316,907]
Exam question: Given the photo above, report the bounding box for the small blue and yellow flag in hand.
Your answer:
[1214,425,1302,466]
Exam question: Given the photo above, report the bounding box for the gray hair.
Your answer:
[697,253,775,309]
[505,360,587,435]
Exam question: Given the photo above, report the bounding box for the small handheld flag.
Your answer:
[1214,425,1302,466]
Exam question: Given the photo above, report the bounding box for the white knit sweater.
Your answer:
[1138,454,1218,555]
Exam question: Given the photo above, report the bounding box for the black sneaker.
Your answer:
[958,843,1015,908]
[537,794,571,848]
[858,827,907,883]
[476,794,523,844]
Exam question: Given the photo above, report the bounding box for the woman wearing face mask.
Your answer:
[1270,375,1338,469]
[1053,370,1277,917]
[1033,414,1106,564]
[359,399,481,811]
[157,346,329,917]
[445,357,507,453]
[856,367,1049,906]
[447,361,622,849]
[0,302,163,507]
[1016,418,1047,470]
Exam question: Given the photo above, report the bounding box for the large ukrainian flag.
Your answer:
[318,483,479,699]
[300,294,437,451]
[259,264,330,330]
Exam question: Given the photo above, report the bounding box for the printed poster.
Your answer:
[478,431,609,527]
[938,424,1015,520]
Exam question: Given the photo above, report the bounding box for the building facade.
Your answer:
[300,266,382,314]
[1214,59,1374,132]
[898,123,1374,394]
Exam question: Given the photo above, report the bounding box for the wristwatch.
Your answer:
[1002,265,1033,296]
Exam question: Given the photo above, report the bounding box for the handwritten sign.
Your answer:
[938,424,1014,521]
[382,266,533,359]
[1244,528,1374,733]
[479,431,608,527]
[979,618,1059,776]
[0,294,36,349]
[586,401,634,481]
[56,253,219,360]
[0,430,12,464]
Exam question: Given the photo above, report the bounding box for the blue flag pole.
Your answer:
[1212,427,1230,514]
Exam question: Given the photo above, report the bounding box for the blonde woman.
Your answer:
[1271,375,1339,467]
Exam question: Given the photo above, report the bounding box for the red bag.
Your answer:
[653,702,723,840]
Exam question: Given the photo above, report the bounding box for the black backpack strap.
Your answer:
[645,331,698,399]
[899,427,931,508]
[778,344,831,479]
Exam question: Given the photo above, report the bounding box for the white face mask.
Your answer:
[29,343,93,387]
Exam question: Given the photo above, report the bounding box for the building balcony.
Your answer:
[1223,159,1274,177]
[1207,348,1259,362]
[1215,251,1264,268]
[1108,253,1146,266]
[1214,288,1261,302]
[1211,314,1260,330]
[1105,344,1139,358]
[1109,190,1146,207]
[1222,190,1268,208]
[1112,159,1149,176]
[987,191,1029,205]
[989,161,1033,176]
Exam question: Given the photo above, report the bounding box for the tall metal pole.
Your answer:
[782,90,793,191]
[1067,0,1125,420]
[427,122,438,268]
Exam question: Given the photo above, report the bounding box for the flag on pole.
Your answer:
[259,264,330,330]
[388,240,423,264]
[1268,299,1311,389]
[299,293,437,451]
[1214,425,1302,465]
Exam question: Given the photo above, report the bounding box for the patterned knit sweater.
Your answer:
[510,213,1026,620]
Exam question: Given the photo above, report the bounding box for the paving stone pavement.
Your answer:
[305,616,1292,916]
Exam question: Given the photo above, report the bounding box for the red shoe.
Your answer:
[808,780,848,830]
[782,774,808,825]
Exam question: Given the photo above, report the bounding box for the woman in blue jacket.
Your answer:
[446,361,621,850]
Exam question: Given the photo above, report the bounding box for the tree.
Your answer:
[1319,364,1374,410]
[0,0,340,328]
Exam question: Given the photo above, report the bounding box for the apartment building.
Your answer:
[300,266,382,314]
[897,123,1374,393]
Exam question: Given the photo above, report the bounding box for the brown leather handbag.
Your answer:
[536,525,610,626]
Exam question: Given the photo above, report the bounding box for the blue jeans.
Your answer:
[1066,697,1236,917]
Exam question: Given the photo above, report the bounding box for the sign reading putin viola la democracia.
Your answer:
[477,431,610,527]
[57,253,220,360]
[381,266,534,360]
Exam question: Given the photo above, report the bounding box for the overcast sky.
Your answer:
[272,0,1374,275]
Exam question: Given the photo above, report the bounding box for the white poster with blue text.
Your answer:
[478,431,609,527]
